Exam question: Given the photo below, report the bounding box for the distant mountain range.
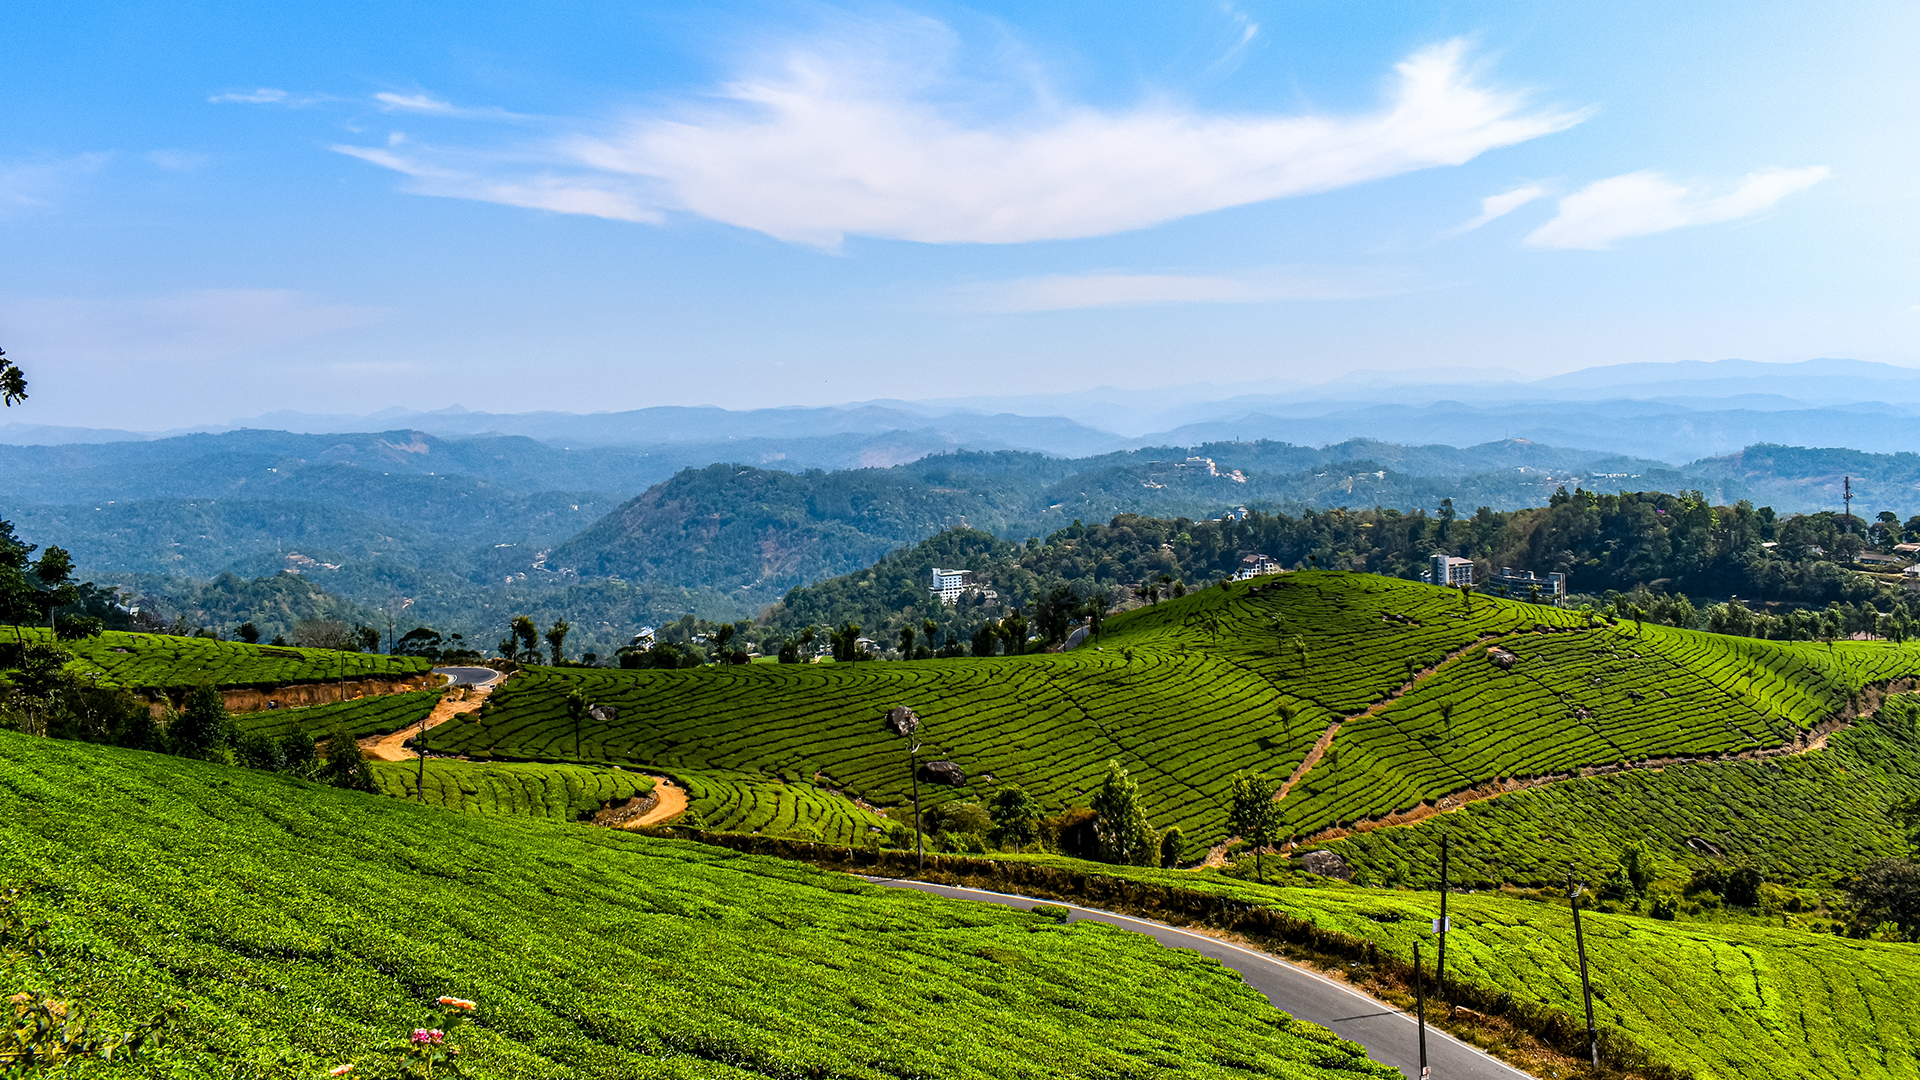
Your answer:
[10,357,1920,464]
[9,413,1920,662]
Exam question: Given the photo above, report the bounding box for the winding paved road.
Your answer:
[867,878,1532,1080]
[433,666,502,687]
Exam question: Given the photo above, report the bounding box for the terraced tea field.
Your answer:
[675,767,893,842]
[0,732,1395,1080]
[8,626,432,688]
[232,688,444,741]
[427,572,1920,846]
[1318,693,1920,890]
[368,758,654,820]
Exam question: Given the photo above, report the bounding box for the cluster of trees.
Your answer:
[889,762,1186,868]
[0,653,376,793]
[754,488,1920,659]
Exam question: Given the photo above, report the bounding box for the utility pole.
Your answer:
[1413,941,1430,1080]
[1435,833,1451,1004]
[909,738,925,871]
[1568,871,1599,1068]
[416,705,429,801]
[1844,476,1854,532]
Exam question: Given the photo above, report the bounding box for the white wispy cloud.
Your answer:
[373,92,531,121]
[332,32,1583,247]
[330,144,660,222]
[1525,167,1829,249]
[1448,182,1548,234]
[209,87,333,107]
[955,267,1409,312]
[0,153,111,217]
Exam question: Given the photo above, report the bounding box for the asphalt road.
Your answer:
[867,878,1533,1080]
[432,666,501,687]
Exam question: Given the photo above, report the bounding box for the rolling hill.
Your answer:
[423,572,1919,850]
[0,732,1393,1079]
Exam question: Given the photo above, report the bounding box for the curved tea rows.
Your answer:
[233,689,443,742]
[10,626,432,688]
[428,573,1920,846]
[368,758,654,820]
[674,768,892,843]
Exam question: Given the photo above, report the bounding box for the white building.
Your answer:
[1485,566,1567,598]
[930,567,975,604]
[1426,553,1475,588]
[1235,553,1281,580]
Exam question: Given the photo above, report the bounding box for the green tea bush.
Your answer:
[0,733,1396,1080]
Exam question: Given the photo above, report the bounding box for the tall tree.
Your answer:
[1227,770,1282,884]
[0,520,36,642]
[0,346,24,408]
[511,616,539,662]
[170,685,233,760]
[546,618,571,665]
[987,784,1041,852]
[1090,760,1157,866]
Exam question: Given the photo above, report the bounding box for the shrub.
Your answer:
[1160,826,1187,868]
[320,724,374,792]
[170,685,233,761]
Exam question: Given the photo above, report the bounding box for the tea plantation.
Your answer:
[675,766,893,842]
[1180,874,1920,1080]
[0,732,1395,1079]
[8,625,433,688]
[368,757,655,819]
[1316,694,1920,890]
[426,572,1920,846]
[231,687,444,741]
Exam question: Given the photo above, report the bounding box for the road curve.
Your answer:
[866,878,1532,1080]
[432,665,502,687]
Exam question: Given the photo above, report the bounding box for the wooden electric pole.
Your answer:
[909,738,924,871]
[1844,476,1854,532]
[1568,871,1599,1068]
[1436,833,1451,1004]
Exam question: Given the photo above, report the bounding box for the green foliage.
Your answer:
[425,573,1920,853]
[1847,858,1920,940]
[370,759,655,821]
[230,689,444,743]
[169,684,232,760]
[1159,826,1186,868]
[0,733,1394,1080]
[1227,770,1283,883]
[987,784,1042,851]
[676,768,891,844]
[320,723,374,792]
[1090,760,1157,866]
[2,625,431,689]
[1320,697,1920,891]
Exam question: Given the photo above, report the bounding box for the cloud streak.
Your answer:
[209,87,334,107]
[1525,167,1829,249]
[1448,182,1548,234]
[333,33,1583,247]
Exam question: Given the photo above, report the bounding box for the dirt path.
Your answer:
[631,777,687,826]
[1275,632,1508,803]
[360,679,498,762]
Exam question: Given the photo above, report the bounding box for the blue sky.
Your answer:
[3,1,1916,428]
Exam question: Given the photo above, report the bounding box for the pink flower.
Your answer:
[329,1066,354,1077]
[429,1030,445,1044]
[411,1029,431,1043]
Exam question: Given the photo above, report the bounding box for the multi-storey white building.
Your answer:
[1234,553,1281,580]
[929,567,975,604]
[1427,553,1475,587]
